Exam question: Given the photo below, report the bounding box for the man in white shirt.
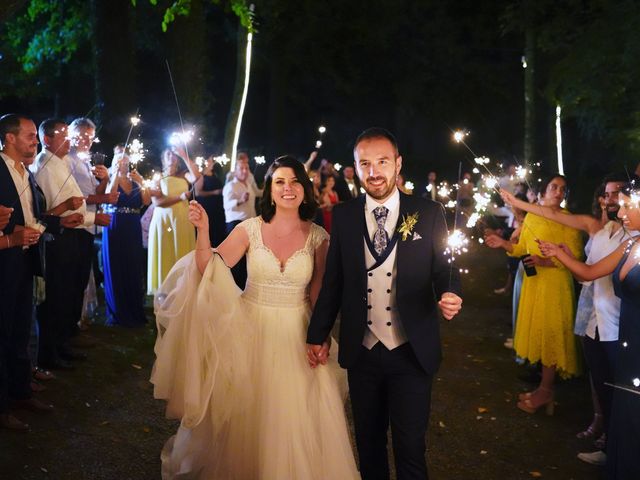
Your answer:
[33,118,111,370]
[0,114,57,430]
[223,159,260,288]
[223,159,259,231]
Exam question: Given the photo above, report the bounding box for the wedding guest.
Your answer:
[502,174,635,465]
[223,158,260,288]
[308,169,325,227]
[34,118,111,370]
[320,158,351,202]
[422,170,437,201]
[320,175,339,233]
[67,117,119,331]
[537,185,640,479]
[0,114,56,430]
[342,165,361,199]
[147,148,198,294]
[194,156,226,247]
[102,153,152,327]
[485,174,583,414]
[152,156,359,478]
[396,172,412,195]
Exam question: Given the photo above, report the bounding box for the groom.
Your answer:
[307,127,462,479]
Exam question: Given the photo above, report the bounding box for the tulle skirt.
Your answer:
[151,253,359,479]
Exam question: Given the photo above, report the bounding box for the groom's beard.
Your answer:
[363,175,396,200]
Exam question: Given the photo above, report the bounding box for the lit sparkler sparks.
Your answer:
[437,182,451,199]
[318,125,326,134]
[404,181,414,191]
[195,156,205,172]
[334,163,342,172]
[214,154,230,166]
[168,130,194,147]
[445,229,469,263]
[474,156,490,165]
[128,138,145,167]
[254,155,266,165]
[315,140,323,149]
[130,116,141,127]
[453,130,469,143]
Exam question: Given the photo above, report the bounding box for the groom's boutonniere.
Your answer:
[398,212,419,241]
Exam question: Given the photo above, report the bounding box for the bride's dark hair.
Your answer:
[261,155,318,222]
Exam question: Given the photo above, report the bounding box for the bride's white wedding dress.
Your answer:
[151,217,359,479]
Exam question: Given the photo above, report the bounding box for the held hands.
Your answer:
[10,226,41,247]
[188,201,210,231]
[537,240,564,258]
[60,213,84,229]
[484,233,505,249]
[93,164,109,181]
[95,213,111,227]
[128,169,144,185]
[0,205,13,230]
[306,339,331,368]
[499,188,516,206]
[64,196,85,212]
[438,292,462,321]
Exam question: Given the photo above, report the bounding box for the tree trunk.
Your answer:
[166,0,209,130]
[90,0,136,144]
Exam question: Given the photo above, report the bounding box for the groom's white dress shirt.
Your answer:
[362,188,408,350]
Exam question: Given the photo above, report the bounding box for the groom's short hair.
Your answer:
[353,127,399,156]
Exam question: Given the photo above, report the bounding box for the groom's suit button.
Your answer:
[367,288,372,293]
[368,272,373,277]
[386,307,391,311]
[386,322,392,326]
[386,272,392,277]
[387,289,391,293]
[367,305,372,310]
[367,321,372,325]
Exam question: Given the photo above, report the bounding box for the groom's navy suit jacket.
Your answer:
[308,192,462,374]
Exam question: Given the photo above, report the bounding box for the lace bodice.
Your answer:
[238,217,329,307]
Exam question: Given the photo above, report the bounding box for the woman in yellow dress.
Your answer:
[147,148,199,294]
[485,174,583,414]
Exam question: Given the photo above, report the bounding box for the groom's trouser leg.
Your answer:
[388,343,433,480]
[348,344,391,480]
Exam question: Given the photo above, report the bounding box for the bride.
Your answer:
[151,156,359,479]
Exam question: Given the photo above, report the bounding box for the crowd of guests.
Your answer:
[483,167,640,478]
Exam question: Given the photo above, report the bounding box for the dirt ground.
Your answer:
[0,245,605,479]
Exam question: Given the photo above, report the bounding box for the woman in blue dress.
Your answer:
[102,153,152,327]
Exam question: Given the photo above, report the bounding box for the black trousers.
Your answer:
[226,220,247,289]
[582,331,618,449]
[38,229,93,362]
[348,342,434,480]
[0,251,34,412]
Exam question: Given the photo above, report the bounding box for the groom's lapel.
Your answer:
[345,196,367,283]
[395,192,413,288]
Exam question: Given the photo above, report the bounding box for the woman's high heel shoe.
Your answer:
[576,413,603,439]
[517,388,554,415]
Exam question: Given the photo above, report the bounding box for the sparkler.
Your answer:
[334,163,342,172]
[214,154,230,166]
[128,139,145,169]
[313,124,327,151]
[195,156,205,172]
[231,25,254,171]
[254,156,266,165]
[404,181,414,191]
